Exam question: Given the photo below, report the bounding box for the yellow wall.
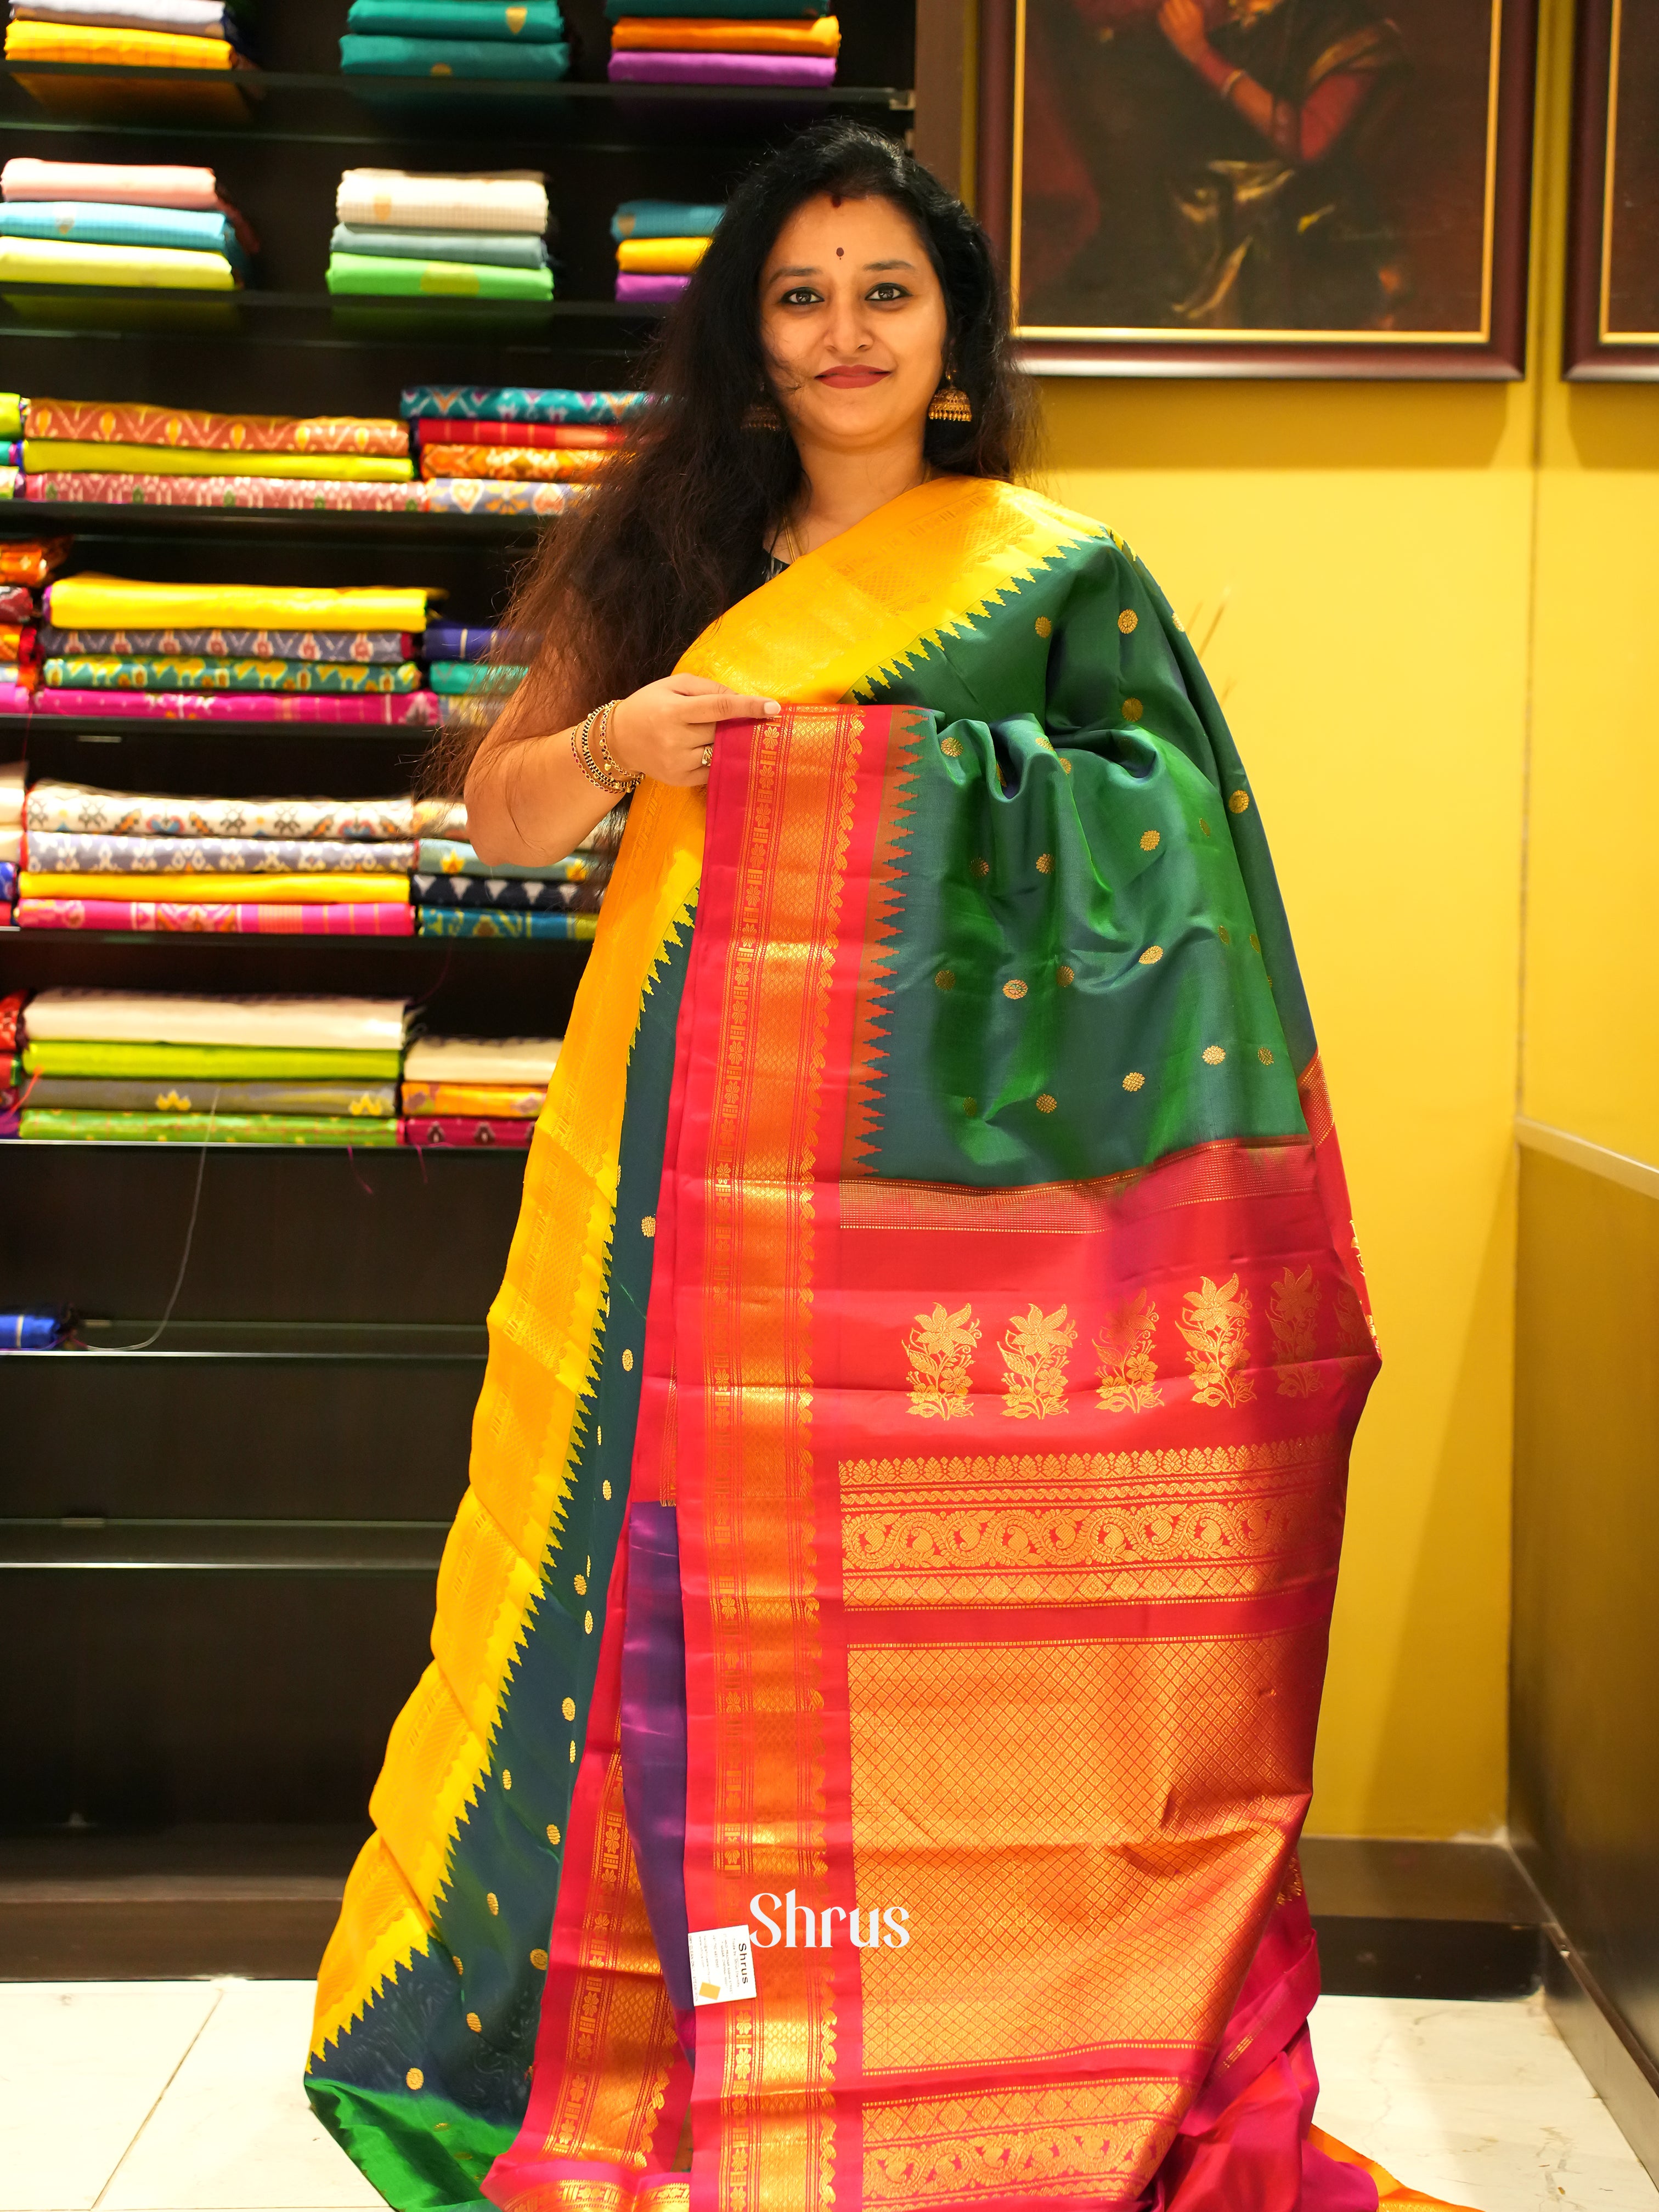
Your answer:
[994,0,1603,1836]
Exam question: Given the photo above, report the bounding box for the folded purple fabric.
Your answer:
[606,50,836,84]
[616,273,690,304]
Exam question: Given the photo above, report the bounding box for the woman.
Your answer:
[308,121,1458,2212]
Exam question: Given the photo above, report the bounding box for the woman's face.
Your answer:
[759,192,950,454]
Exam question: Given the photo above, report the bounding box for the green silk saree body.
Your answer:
[308,477,1452,2212]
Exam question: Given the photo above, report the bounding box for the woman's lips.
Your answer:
[817,366,888,387]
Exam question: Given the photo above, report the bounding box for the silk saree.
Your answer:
[308,475,1463,2212]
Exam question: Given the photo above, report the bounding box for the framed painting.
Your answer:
[975,0,1538,376]
[1564,0,1659,376]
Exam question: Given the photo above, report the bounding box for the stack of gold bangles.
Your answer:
[571,699,640,797]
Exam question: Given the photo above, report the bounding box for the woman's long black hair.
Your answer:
[431,119,1036,791]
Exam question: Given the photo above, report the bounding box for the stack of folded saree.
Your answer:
[412,818,607,939]
[612,196,721,303]
[0,390,19,498]
[423,619,525,715]
[0,531,69,710]
[402,383,642,516]
[0,761,21,916]
[20,393,420,514]
[19,777,417,935]
[0,159,256,289]
[5,0,256,119]
[0,990,24,1129]
[18,989,409,1143]
[340,0,569,81]
[607,0,838,86]
[32,574,441,725]
[328,170,554,305]
[399,1031,561,1146]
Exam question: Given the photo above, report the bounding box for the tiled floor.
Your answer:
[0,1981,1654,2211]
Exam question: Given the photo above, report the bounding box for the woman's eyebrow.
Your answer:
[768,264,822,279]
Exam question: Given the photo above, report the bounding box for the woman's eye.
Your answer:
[867,283,908,302]
[779,286,820,307]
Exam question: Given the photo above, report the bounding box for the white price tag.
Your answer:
[687,1923,758,2006]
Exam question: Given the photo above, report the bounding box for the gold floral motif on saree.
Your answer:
[1269,1265,1323,1399]
[839,1440,1342,1609]
[1179,1273,1255,1407]
[998,1301,1076,1418]
[1093,1289,1163,1413]
[1334,1279,1374,1355]
[861,2078,1182,2208]
[905,1301,981,1419]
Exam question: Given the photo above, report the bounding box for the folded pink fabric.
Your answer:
[20,898,415,935]
[0,159,259,251]
[606,51,835,84]
[25,473,428,516]
[0,683,32,715]
[30,687,442,724]
[402,1115,535,1148]
[615,272,689,304]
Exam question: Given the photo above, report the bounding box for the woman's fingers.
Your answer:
[679,691,781,726]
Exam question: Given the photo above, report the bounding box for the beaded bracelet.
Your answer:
[594,699,641,793]
[571,702,634,798]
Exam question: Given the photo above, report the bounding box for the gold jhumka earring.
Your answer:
[927,378,972,422]
[742,392,785,431]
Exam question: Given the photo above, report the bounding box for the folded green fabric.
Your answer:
[326,251,553,300]
[339,33,571,74]
[331,223,548,269]
[21,1109,400,1145]
[428,660,528,694]
[23,1040,404,1079]
[346,0,566,35]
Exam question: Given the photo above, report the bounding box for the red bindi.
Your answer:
[836,247,844,258]
[830,193,843,208]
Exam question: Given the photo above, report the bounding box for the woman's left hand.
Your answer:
[1157,0,1211,61]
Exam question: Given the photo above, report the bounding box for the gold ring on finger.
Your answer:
[701,743,714,768]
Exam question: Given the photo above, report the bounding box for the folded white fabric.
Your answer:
[22,990,411,1048]
[10,0,240,31]
[336,169,549,236]
[403,1035,563,1085]
[0,760,21,828]
[0,825,20,865]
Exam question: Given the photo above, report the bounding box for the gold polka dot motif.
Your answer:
[620,1350,633,1372]
[962,1097,977,1116]
[531,1947,549,1971]
[1060,758,1073,775]
[1259,1046,1274,1064]
[1140,830,1160,851]
[467,2012,482,2034]
[584,1610,594,1633]
[1035,614,1052,636]
[602,1480,612,1500]
[641,1215,656,1238]
[971,857,990,878]
[569,1742,577,1764]
[546,1823,562,1845]
[501,1769,512,1791]
[1203,1046,1226,1065]
[1122,698,1143,722]
[1123,1072,1146,1092]
[1139,946,1163,965]
[1056,964,1075,987]
[562,1696,576,1720]
[407,2068,425,2091]
[1199,819,1212,838]
[1003,979,1028,1000]
[453,1956,464,1974]
[1228,791,1251,814]
[1249,932,1260,952]
[1036,852,1053,873]
[1036,1094,1057,1114]
[1118,608,1138,634]
[573,1572,587,1595]
[1217,925,1231,945]
[940,734,962,757]
[487,1893,499,1916]
[935,968,955,991]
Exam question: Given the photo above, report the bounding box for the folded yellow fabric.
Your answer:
[609,15,840,52]
[24,441,414,483]
[0,237,238,291]
[48,576,433,633]
[19,873,411,905]
[615,236,708,274]
[4,20,245,67]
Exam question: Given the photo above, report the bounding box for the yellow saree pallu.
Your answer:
[308,478,1469,2212]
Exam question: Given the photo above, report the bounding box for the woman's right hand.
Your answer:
[607,672,782,788]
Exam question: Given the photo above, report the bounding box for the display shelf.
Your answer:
[0,1517,447,1571]
[5,503,549,545]
[3,60,912,106]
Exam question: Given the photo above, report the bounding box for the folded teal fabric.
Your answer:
[331,223,548,269]
[326,252,553,300]
[0,200,246,269]
[345,0,565,32]
[428,660,528,694]
[340,32,571,74]
[605,0,826,14]
[610,199,723,241]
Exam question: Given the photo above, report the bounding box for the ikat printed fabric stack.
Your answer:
[328,170,555,306]
[0,158,256,290]
[14,989,410,1144]
[16,392,420,515]
[612,197,721,303]
[339,0,569,81]
[408,793,614,944]
[402,382,646,517]
[400,1032,562,1146]
[607,0,839,87]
